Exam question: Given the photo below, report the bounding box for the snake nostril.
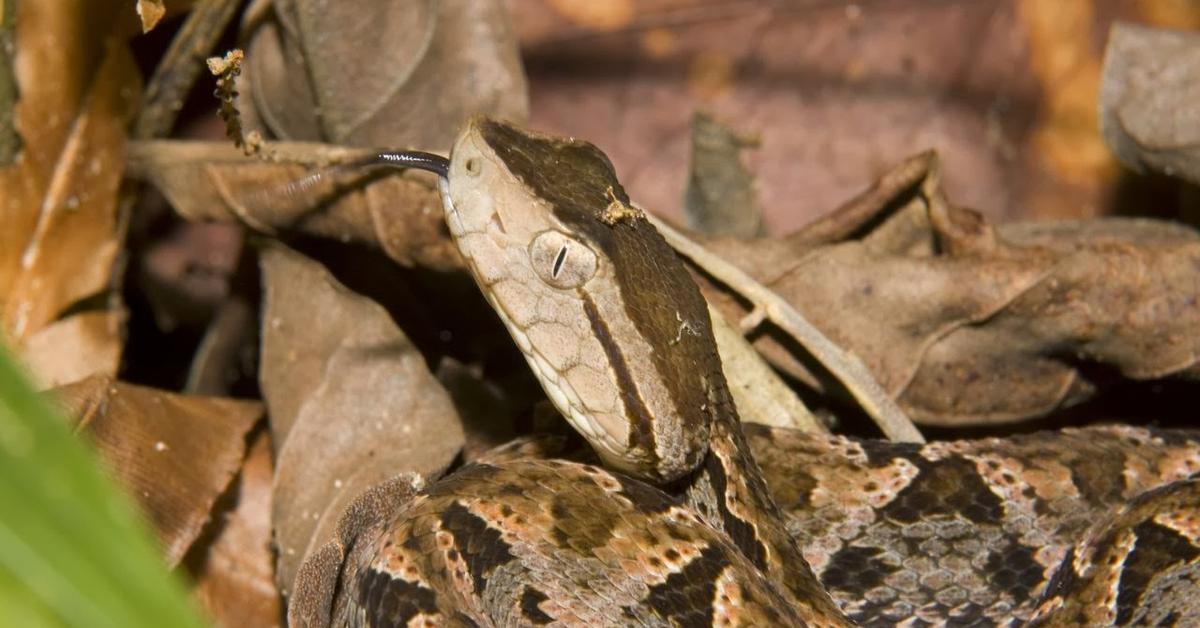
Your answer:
[489,212,507,234]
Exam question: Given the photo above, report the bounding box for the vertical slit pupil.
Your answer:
[552,245,569,278]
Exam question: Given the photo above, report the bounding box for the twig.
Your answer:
[647,213,925,443]
[114,0,247,323]
[134,0,244,140]
[208,49,263,155]
[786,151,934,247]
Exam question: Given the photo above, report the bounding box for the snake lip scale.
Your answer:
[294,118,1200,628]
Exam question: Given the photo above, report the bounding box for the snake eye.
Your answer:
[528,230,598,289]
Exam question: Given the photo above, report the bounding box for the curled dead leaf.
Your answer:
[53,375,264,566]
[696,154,1200,426]
[260,245,465,594]
[241,0,527,150]
[21,310,126,390]
[127,140,463,271]
[1100,21,1200,186]
[187,430,282,628]
[0,2,142,385]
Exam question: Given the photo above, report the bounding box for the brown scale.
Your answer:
[746,424,1200,627]
[339,426,1200,627]
[1027,479,1200,626]
[343,459,804,626]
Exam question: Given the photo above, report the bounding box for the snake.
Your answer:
[297,118,1200,627]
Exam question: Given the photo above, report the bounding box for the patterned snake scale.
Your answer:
[319,119,1200,627]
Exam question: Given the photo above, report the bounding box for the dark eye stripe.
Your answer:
[552,245,568,278]
[581,293,659,474]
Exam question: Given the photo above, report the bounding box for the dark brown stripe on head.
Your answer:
[477,118,630,216]
[581,292,658,469]
[440,501,515,595]
[358,568,440,626]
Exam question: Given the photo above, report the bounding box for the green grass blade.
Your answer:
[0,345,208,628]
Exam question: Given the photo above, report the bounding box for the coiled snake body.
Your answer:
[315,119,1200,627]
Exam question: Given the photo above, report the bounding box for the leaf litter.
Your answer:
[260,244,464,593]
[693,154,1200,427]
[0,1,140,386]
[4,1,1200,624]
[54,375,262,566]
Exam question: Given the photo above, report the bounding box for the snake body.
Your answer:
[749,424,1200,626]
[315,119,1200,626]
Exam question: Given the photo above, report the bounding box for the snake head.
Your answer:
[405,116,721,484]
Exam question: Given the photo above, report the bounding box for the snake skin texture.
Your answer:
[312,120,1200,627]
[747,424,1200,627]
[1028,479,1200,626]
[348,459,803,627]
[340,425,1200,627]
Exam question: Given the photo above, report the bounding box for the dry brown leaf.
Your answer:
[186,297,255,395]
[242,0,527,150]
[708,305,821,433]
[1100,21,1200,186]
[53,375,264,566]
[188,430,282,628]
[20,310,126,389]
[127,140,462,271]
[260,245,465,594]
[902,218,1200,424]
[0,2,141,385]
[697,155,1200,426]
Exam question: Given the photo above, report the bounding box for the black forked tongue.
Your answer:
[374,150,450,179]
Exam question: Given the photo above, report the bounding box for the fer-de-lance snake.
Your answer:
[295,118,1200,627]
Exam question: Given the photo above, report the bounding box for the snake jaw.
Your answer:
[437,177,461,234]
